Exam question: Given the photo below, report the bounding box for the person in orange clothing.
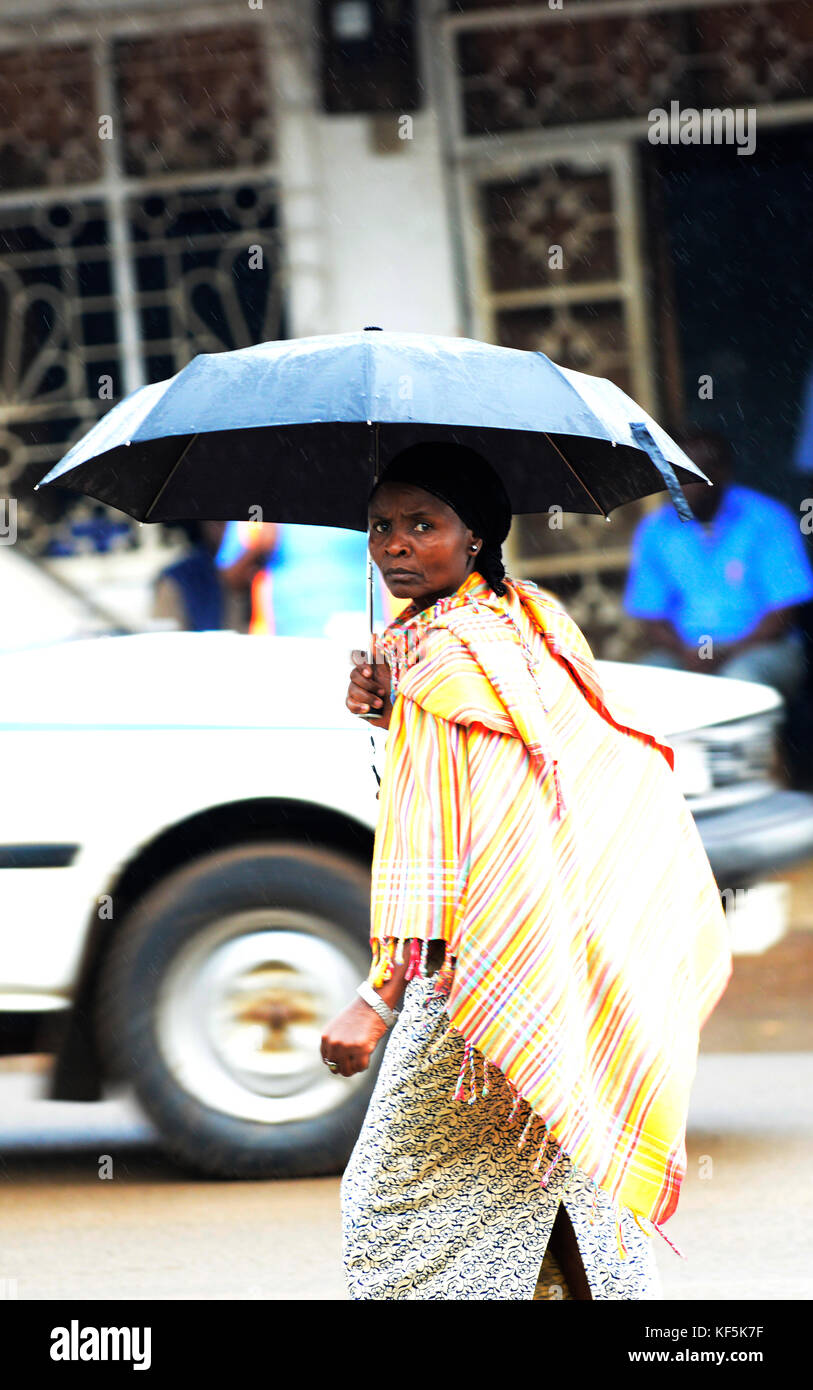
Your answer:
[215,518,411,638]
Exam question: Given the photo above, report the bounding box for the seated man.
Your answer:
[623,429,813,702]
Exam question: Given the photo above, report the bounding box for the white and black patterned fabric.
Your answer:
[341,974,664,1301]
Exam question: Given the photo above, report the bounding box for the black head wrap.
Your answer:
[367,441,513,597]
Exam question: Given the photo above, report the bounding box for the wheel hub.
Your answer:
[155,909,369,1124]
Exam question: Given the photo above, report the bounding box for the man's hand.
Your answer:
[711,607,794,666]
[680,642,713,674]
[643,608,795,675]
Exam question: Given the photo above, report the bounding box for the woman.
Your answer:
[321,441,732,1301]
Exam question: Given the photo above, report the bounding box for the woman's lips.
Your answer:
[386,569,418,579]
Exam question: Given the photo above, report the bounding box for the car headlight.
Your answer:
[670,710,782,810]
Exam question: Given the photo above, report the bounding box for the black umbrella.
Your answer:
[36,328,709,664]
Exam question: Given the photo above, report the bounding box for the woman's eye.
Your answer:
[370,521,431,533]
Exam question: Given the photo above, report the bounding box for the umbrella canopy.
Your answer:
[36,329,708,528]
[36,329,711,667]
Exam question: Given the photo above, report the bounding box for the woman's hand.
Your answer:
[321,953,411,1076]
[347,645,393,729]
[320,997,390,1076]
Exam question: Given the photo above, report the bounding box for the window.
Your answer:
[0,19,286,555]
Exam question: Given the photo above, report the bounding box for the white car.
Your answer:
[2,629,812,1179]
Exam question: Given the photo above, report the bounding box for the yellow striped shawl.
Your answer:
[368,569,732,1245]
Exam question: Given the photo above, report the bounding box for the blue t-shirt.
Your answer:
[623,483,813,645]
[216,521,384,637]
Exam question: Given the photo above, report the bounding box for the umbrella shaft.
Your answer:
[367,550,375,665]
[367,422,380,665]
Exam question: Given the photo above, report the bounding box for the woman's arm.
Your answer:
[325,658,450,1073]
[372,954,411,1012]
[320,953,411,1077]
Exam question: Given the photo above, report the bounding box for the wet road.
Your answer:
[2,1046,811,1301]
[3,915,813,1301]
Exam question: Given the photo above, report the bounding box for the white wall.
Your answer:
[313,110,459,336]
[272,8,460,340]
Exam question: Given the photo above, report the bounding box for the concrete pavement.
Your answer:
[1,1046,811,1300]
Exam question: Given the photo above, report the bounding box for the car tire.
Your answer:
[95,841,383,1179]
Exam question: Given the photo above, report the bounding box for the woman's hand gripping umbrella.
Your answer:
[347,643,393,729]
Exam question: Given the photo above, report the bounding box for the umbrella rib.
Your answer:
[143,433,200,521]
[543,432,609,519]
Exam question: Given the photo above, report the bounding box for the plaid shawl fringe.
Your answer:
[369,933,684,1263]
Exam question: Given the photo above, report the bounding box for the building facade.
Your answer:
[1,0,811,653]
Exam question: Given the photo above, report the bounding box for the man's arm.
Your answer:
[638,616,714,673]
[714,604,795,661]
[640,616,686,657]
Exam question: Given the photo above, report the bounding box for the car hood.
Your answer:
[596,657,780,737]
[0,631,780,732]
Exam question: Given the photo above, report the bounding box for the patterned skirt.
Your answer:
[341,973,664,1301]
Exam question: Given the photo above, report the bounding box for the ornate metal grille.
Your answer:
[0,199,121,546]
[452,0,813,135]
[0,43,101,190]
[0,17,284,556]
[481,165,619,290]
[113,27,273,176]
[130,185,283,382]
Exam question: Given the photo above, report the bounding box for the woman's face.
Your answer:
[368,480,481,612]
